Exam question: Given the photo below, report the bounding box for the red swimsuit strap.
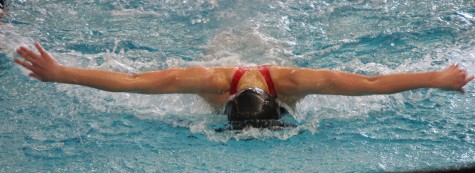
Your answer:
[229,66,277,96]
[258,66,276,96]
[229,67,248,95]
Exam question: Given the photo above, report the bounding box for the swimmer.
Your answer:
[14,42,474,129]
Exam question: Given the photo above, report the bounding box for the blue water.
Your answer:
[1,0,475,172]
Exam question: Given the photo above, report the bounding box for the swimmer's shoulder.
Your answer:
[185,66,237,84]
[266,65,300,80]
[207,66,237,79]
[184,66,235,73]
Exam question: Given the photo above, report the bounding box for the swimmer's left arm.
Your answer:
[273,65,473,97]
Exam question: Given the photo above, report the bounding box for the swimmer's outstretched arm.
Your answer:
[14,42,232,94]
[274,65,473,96]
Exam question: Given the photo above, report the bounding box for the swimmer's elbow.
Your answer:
[360,76,395,95]
[126,72,179,94]
[330,73,378,96]
[122,74,153,93]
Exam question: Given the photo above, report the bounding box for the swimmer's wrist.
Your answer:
[432,71,446,89]
[52,65,68,83]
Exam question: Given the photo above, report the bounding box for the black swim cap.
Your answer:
[225,88,281,122]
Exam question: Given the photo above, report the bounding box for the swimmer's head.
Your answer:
[225,88,281,122]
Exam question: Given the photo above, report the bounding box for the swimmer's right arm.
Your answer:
[15,42,232,94]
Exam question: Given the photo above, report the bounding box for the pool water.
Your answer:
[1,0,475,172]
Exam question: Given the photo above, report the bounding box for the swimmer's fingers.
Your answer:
[16,46,36,63]
[13,58,44,81]
[459,68,473,84]
[455,68,474,94]
[16,42,56,66]
[29,72,42,81]
[34,42,56,63]
[460,74,475,93]
[16,46,46,67]
[466,75,475,84]
[453,63,459,68]
[440,64,474,93]
[14,58,34,71]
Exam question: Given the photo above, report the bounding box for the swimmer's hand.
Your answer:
[14,42,64,82]
[437,64,474,93]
